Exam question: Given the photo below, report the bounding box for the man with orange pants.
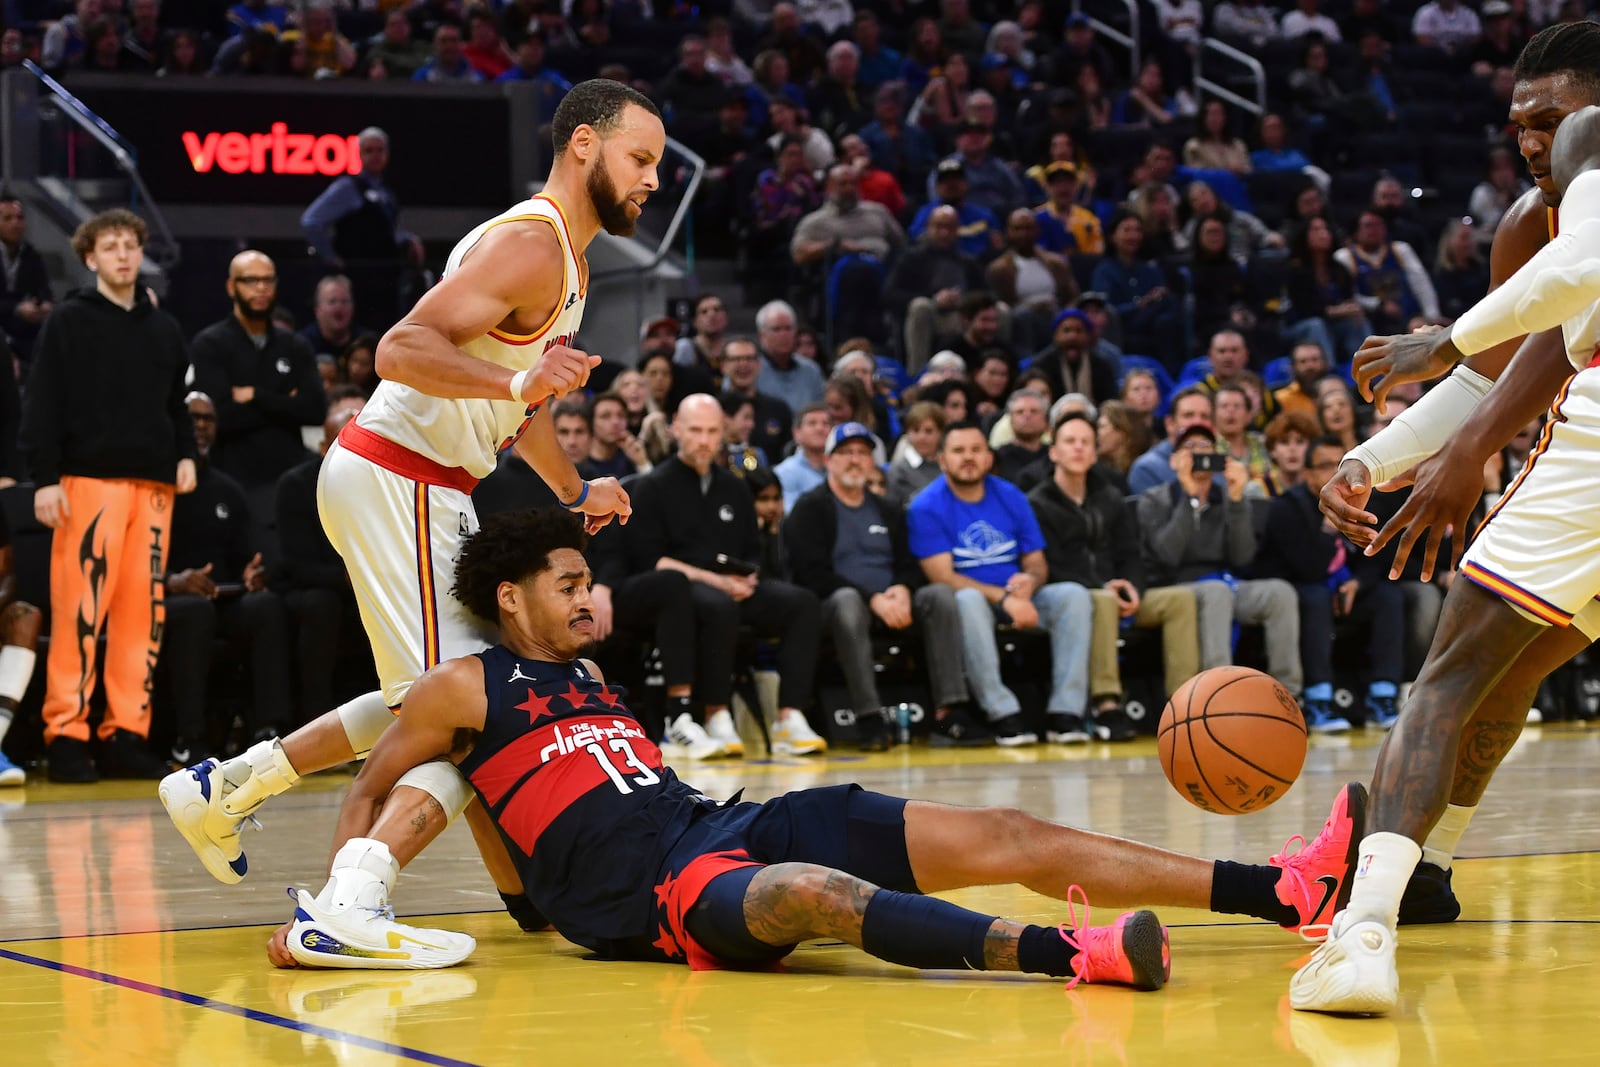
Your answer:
[19,209,197,783]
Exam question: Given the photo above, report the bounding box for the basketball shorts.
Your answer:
[318,439,495,707]
[642,784,915,970]
[1461,367,1600,639]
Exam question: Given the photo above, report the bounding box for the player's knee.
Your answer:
[1,602,42,647]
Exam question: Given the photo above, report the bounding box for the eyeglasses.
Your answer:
[233,275,277,287]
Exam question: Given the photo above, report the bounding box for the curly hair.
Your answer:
[452,509,588,623]
[71,208,147,260]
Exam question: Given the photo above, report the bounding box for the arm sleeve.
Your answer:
[301,179,360,262]
[1345,363,1494,484]
[1451,173,1600,354]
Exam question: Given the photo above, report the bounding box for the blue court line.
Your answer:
[0,945,483,1067]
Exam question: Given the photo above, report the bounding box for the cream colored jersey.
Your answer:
[353,193,589,479]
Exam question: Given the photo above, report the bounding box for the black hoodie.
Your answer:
[20,286,195,486]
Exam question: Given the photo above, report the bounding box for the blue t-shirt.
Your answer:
[907,475,1045,588]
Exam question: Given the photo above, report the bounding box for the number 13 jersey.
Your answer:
[457,644,717,953]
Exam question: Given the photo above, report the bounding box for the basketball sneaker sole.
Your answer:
[285,889,476,970]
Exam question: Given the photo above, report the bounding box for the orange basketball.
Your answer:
[1158,666,1307,815]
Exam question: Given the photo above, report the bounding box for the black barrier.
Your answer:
[62,73,531,209]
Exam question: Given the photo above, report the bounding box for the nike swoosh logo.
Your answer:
[1311,874,1339,923]
[387,930,446,952]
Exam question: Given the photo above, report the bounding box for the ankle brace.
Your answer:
[221,739,301,816]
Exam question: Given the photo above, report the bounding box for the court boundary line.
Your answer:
[0,945,484,1067]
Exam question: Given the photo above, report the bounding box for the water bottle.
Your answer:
[894,702,911,746]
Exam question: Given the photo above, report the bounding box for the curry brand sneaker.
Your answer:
[159,758,256,884]
[1397,861,1461,926]
[1059,886,1170,992]
[1289,909,1399,1015]
[1271,782,1367,940]
[770,708,827,756]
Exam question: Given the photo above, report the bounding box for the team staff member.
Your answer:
[20,208,197,783]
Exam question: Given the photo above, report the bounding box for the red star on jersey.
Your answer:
[593,686,622,709]
[654,871,678,908]
[652,924,682,959]
[515,688,557,724]
[562,682,590,710]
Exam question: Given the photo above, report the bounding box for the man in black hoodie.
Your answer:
[782,422,971,751]
[190,250,327,540]
[1028,412,1196,742]
[20,209,196,782]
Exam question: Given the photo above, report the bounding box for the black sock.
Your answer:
[1210,860,1298,925]
[666,695,695,722]
[1017,924,1079,977]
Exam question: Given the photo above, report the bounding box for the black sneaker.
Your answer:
[1397,860,1461,925]
[1090,705,1138,742]
[991,713,1038,746]
[1045,713,1090,743]
[856,709,892,753]
[97,729,171,780]
[47,736,99,784]
[929,705,995,747]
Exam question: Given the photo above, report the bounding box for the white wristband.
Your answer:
[509,369,530,402]
[1345,363,1494,485]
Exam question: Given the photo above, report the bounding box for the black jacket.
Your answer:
[273,454,344,592]
[1028,468,1147,591]
[20,287,195,487]
[190,316,325,487]
[0,241,52,348]
[1252,482,1385,585]
[1032,346,1120,406]
[782,483,922,599]
[884,245,986,315]
[169,461,254,582]
[624,457,759,575]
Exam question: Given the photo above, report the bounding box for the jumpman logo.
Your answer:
[564,292,578,310]
[508,662,535,684]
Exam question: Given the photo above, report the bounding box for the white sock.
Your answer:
[0,646,36,704]
[1344,832,1423,930]
[1420,804,1476,871]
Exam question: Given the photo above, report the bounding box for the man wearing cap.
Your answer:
[1076,292,1124,365]
[1128,384,1215,495]
[1470,1,1521,76]
[926,122,1028,221]
[888,205,987,374]
[988,208,1078,352]
[1034,162,1104,256]
[1045,13,1115,88]
[784,421,972,751]
[911,160,1004,260]
[1034,309,1119,406]
[774,402,832,512]
[1134,418,1302,700]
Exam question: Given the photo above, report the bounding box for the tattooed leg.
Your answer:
[363,786,447,867]
[739,862,1032,972]
[1370,581,1544,842]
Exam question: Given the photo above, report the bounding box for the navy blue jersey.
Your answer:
[456,645,718,954]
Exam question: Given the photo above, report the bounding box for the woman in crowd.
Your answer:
[1316,378,1360,452]
[1184,99,1252,174]
[1432,217,1491,321]
[1096,399,1151,482]
[886,400,947,507]
[1283,216,1370,361]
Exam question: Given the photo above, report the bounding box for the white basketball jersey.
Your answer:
[354,194,589,478]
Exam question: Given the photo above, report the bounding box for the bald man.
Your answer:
[190,250,328,531]
[887,203,987,373]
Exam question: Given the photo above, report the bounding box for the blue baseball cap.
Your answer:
[826,421,876,455]
[1052,307,1093,332]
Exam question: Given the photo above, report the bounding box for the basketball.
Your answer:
[1158,666,1308,815]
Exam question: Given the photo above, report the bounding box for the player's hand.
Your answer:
[1353,327,1463,411]
[1319,458,1380,547]
[176,458,198,494]
[589,583,615,643]
[33,484,69,528]
[572,477,630,534]
[168,563,217,599]
[1366,442,1486,582]
[523,346,601,403]
[267,919,297,968]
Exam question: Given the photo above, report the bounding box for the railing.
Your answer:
[6,61,181,269]
[1074,0,1141,85]
[1195,37,1267,119]
[590,135,705,284]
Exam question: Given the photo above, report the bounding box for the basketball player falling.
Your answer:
[1293,104,1600,1014]
[268,510,1359,983]
[1318,22,1600,928]
[159,80,644,927]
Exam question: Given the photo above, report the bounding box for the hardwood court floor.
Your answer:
[4,724,1599,1066]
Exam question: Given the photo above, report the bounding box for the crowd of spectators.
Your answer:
[1,0,1595,773]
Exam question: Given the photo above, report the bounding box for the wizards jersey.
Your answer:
[456,645,717,953]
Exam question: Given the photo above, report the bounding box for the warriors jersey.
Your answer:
[353,194,589,479]
[456,645,718,954]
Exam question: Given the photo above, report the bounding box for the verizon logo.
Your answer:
[182,123,363,176]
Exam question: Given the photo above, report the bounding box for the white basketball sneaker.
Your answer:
[770,708,827,756]
[158,758,258,884]
[666,712,729,761]
[704,709,746,758]
[286,873,476,971]
[1289,909,1400,1015]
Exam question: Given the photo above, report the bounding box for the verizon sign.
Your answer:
[182,123,363,176]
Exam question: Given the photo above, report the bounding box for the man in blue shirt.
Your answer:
[495,33,572,123]
[774,404,830,511]
[755,300,827,414]
[908,423,1095,746]
[1128,385,1215,494]
[910,161,1003,260]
